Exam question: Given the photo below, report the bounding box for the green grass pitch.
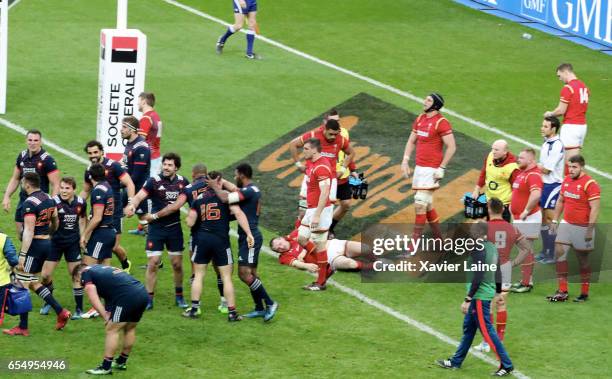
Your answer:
[0,1,610,378]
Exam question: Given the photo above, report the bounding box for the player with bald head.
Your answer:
[472,139,519,222]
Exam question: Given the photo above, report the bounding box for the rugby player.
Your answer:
[271,228,372,272]
[7,173,71,335]
[290,117,355,237]
[208,163,278,321]
[297,139,335,290]
[81,140,134,272]
[137,92,162,177]
[474,198,530,353]
[3,129,60,238]
[544,63,589,163]
[509,148,542,293]
[129,153,189,310]
[184,171,255,321]
[80,164,116,268]
[401,93,456,250]
[120,116,151,235]
[148,163,230,313]
[39,177,87,319]
[73,264,148,375]
[548,155,600,302]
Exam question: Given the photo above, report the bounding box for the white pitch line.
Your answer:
[0,115,529,378]
[0,117,89,164]
[8,0,23,10]
[163,0,612,182]
[253,237,530,379]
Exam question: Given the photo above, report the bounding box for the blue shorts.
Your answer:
[238,233,262,267]
[188,234,196,253]
[86,227,116,261]
[146,223,184,254]
[233,0,257,14]
[541,183,562,209]
[107,291,148,323]
[49,239,82,262]
[192,232,232,266]
[24,239,51,274]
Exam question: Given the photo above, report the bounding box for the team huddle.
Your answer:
[0,61,601,378]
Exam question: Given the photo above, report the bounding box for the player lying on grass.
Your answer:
[270,229,372,273]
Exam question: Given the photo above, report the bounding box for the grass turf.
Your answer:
[0,1,611,378]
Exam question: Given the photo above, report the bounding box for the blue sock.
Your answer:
[102,357,113,370]
[175,287,183,298]
[250,277,273,309]
[246,30,255,54]
[35,286,62,314]
[216,276,224,297]
[73,287,84,312]
[19,312,28,329]
[219,26,235,44]
[116,353,129,365]
[541,226,555,257]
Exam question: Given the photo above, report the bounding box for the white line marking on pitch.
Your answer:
[8,0,23,10]
[164,0,611,182]
[0,115,530,378]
